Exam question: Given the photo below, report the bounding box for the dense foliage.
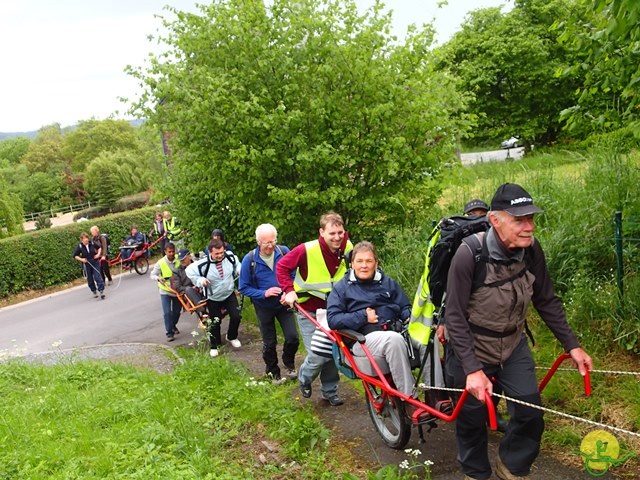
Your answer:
[128,0,470,249]
[437,0,584,146]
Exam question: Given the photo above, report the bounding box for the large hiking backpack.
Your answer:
[426,215,490,309]
[101,233,111,255]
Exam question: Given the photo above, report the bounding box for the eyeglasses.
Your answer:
[259,240,277,246]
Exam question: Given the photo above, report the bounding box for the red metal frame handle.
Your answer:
[538,353,591,396]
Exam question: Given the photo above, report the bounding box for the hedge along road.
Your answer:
[0,269,604,479]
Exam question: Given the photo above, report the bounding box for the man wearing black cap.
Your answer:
[445,183,592,480]
[463,198,489,216]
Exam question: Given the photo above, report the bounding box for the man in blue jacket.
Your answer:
[239,224,299,384]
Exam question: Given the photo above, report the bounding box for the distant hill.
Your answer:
[0,119,146,140]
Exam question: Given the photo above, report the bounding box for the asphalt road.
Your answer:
[0,270,200,357]
[460,147,525,165]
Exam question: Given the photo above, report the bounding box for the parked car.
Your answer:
[500,136,520,149]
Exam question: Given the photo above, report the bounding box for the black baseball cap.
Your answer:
[463,199,489,214]
[490,183,544,217]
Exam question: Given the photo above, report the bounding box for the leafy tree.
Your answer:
[127,0,469,248]
[63,119,141,173]
[18,171,66,214]
[0,177,24,238]
[0,137,30,165]
[438,0,582,146]
[557,0,640,134]
[84,149,153,207]
[21,124,66,173]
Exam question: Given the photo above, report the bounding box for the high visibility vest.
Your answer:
[163,217,181,238]
[293,239,353,303]
[158,256,180,292]
[410,226,441,326]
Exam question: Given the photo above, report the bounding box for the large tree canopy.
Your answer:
[438,0,582,146]
[128,0,469,248]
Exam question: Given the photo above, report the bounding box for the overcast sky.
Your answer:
[0,0,511,132]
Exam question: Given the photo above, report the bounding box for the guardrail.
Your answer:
[23,202,93,223]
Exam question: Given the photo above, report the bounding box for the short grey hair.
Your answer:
[255,223,277,242]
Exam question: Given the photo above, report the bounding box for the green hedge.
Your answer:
[0,207,156,299]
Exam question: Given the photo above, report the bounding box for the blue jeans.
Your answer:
[297,310,339,397]
[84,259,104,293]
[160,294,182,337]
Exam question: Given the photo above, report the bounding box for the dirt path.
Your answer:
[224,329,609,479]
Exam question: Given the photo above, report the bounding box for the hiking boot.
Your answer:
[93,292,99,298]
[100,292,105,300]
[321,394,344,407]
[495,456,530,480]
[167,334,175,342]
[173,327,180,335]
[299,382,312,398]
[209,348,219,358]
[284,368,297,380]
[226,335,241,348]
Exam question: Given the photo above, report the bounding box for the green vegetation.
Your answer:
[0,354,337,479]
[128,0,469,249]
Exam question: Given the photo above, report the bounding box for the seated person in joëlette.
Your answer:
[326,241,416,399]
[121,224,145,263]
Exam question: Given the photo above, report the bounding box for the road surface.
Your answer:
[460,147,525,165]
[0,270,199,357]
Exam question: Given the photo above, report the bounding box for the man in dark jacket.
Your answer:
[239,224,298,384]
[327,241,414,397]
[445,183,592,480]
[73,232,105,299]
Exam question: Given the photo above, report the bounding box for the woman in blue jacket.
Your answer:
[327,241,415,396]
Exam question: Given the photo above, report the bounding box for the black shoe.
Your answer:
[173,328,180,335]
[299,382,312,398]
[167,335,175,342]
[93,292,99,298]
[100,292,105,300]
[321,394,344,407]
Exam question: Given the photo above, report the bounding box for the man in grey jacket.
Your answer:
[186,238,241,357]
[445,183,592,480]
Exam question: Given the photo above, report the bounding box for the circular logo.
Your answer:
[579,430,619,473]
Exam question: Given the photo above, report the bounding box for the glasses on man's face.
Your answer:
[259,240,277,246]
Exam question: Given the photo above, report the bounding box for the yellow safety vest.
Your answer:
[163,217,181,238]
[158,256,180,293]
[293,239,353,303]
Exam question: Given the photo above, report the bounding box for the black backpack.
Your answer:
[426,215,490,309]
[247,245,286,285]
[101,233,111,254]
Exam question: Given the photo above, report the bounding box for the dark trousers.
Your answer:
[449,336,543,480]
[100,259,112,282]
[206,293,241,349]
[84,259,105,293]
[254,304,300,376]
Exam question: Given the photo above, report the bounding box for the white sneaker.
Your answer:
[226,336,241,348]
[209,348,219,357]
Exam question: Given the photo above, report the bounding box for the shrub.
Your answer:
[34,214,52,230]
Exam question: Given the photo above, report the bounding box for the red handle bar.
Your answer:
[538,353,591,396]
